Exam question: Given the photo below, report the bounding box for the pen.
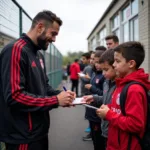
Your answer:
[63,86,67,91]
[83,104,98,110]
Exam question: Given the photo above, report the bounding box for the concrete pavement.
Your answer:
[48,80,93,150]
[48,106,93,150]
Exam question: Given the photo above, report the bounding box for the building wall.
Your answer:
[87,0,150,73]
[139,0,150,72]
[88,0,127,48]
[0,33,15,52]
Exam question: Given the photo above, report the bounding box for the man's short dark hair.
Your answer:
[89,51,94,55]
[91,51,95,55]
[82,52,91,59]
[31,10,62,29]
[94,50,104,58]
[105,35,119,43]
[95,46,106,51]
[114,41,145,69]
[100,49,114,65]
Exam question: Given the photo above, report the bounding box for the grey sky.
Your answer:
[17,0,112,55]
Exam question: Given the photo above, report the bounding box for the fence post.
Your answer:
[19,8,23,36]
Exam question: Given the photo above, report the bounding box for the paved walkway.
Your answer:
[48,80,93,150]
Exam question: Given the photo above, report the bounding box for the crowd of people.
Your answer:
[0,9,150,150]
[68,34,150,150]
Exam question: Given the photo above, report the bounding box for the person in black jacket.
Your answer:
[0,10,75,150]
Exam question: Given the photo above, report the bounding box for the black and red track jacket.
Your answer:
[0,34,61,144]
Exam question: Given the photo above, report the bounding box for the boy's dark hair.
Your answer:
[74,59,79,62]
[114,41,145,69]
[95,46,107,51]
[100,49,114,65]
[31,10,62,29]
[94,50,104,58]
[105,35,119,43]
[82,52,91,59]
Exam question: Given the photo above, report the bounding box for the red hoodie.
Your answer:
[105,69,150,150]
[70,62,80,79]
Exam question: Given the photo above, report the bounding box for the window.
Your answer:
[122,0,139,42]
[130,17,139,41]
[113,29,120,39]
[91,37,96,50]
[112,14,120,29]
[122,5,131,22]
[131,0,138,15]
[112,14,120,40]
[123,22,129,42]
[133,18,139,41]
[98,27,106,46]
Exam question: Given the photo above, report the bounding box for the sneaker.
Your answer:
[82,133,92,141]
[85,127,91,133]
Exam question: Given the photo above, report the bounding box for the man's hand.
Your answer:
[66,90,76,99]
[82,95,94,104]
[85,84,92,89]
[96,104,110,119]
[57,91,75,107]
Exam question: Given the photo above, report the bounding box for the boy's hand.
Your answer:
[85,84,92,89]
[84,73,91,79]
[96,104,110,119]
[82,95,94,104]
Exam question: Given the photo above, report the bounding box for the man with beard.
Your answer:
[0,10,75,150]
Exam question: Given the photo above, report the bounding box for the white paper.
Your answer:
[72,97,86,105]
[78,72,85,77]
[83,104,98,110]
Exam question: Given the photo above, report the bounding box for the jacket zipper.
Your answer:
[28,112,32,131]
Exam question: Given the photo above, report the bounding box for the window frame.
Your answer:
[121,0,139,42]
[98,26,107,47]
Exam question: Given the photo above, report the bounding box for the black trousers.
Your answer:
[5,136,48,150]
[71,79,79,95]
[104,137,108,149]
[90,121,105,150]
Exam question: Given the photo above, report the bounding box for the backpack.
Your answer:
[119,81,150,150]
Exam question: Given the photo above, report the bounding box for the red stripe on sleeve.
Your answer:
[11,39,58,107]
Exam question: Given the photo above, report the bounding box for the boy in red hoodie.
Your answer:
[96,41,150,150]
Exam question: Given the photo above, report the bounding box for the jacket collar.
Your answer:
[21,33,41,53]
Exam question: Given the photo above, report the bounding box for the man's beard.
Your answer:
[37,31,51,51]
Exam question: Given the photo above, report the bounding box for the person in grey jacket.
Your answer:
[79,52,93,96]
[83,49,117,148]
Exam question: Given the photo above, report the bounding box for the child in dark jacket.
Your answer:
[84,50,105,150]
[97,42,150,150]
[84,49,117,149]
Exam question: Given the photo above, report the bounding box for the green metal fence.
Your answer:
[0,0,63,149]
[0,0,63,86]
[44,44,63,89]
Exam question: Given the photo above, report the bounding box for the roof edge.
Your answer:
[87,0,118,40]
